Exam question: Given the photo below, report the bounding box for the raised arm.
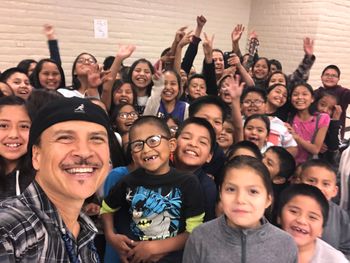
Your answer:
[101,45,136,110]
[202,32,218,95]
[174,29,193,75]
[227,53,254,87]
[43,24,62,65]
[289,37,316,84]
[231,24,245,58]
[181,15,207,74]
[225,75,245,142]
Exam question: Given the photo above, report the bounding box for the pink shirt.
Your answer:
[292,113,330,165]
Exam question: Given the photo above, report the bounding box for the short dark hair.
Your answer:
[269,59,282,71]
[300,159,337,181]
[129,116,171,140]
[17,59,37,75]
[278,184,329,227]
[322,64,341,78]
[0,67,28,83]
[221,155,273,199]
[226,140,263,161]
[176,117,216,154]
[188,74,206,87]
[189,95,228,122]
[241,87,267,103]
[265,146,296,180]
[103,56,115,71]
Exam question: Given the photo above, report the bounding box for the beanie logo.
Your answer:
[74,104,85,113]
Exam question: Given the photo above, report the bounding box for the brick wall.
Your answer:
[248,0,350,134]
[248,0,350,88]
[0,0,251,82]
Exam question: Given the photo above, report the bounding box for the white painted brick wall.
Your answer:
[0,0,251,83]
[249,0,350,134]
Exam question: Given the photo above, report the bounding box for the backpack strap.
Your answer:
[311,114,321,143]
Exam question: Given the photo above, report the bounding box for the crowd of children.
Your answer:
[1,17,350,263]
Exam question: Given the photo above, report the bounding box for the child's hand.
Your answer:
[231,24,245,43]
[285,123,299,140]
[332,105,342,120]
[202,32,214,61]
[83,203,100,216]
[196,15,207,28]
[153,60,163,81]
[116,44,136,60]
[320,143,328,153]
[303,37,314,56]
[128,241,162,263]
[223,74,245,101]
[178,30,193,48]
[106,233,135,262]
[43,24,55,40]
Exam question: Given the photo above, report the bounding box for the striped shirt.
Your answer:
[0,181,100,262]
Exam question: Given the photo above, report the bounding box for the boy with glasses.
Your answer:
[315,64,350,138]
[101,116,204,262]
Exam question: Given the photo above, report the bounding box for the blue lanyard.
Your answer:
[61,228,100,263]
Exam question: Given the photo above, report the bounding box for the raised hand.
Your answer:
[231,24,245,43]
[249,30,258,40]
[197,15,207,28]
[43,24,56,40]
[175,26,187,43]
[332,105,342,120]
[223,74,245,100]
[303,37,314,56]
[202,32,214,58]
[227,53,241,67]
[116,44,136,60]
[178,30,193,48]
[153,60,163,81]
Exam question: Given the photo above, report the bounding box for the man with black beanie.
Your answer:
[0,97,112,262]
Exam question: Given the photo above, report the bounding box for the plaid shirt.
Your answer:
[0,181,99,262]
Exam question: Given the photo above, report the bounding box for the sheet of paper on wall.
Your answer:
[94,19,108,39]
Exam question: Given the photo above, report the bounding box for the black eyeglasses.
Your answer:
[76,57,96,65]
[129,135,170,153]
[118,111,138,119]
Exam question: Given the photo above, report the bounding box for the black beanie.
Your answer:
[28,97,112,155]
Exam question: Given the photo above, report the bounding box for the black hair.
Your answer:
[187,73,206,87]
[17,59,37,76]
[111,79,137,108]
[0,67,28,83]
[322,64,341,78]
[241,87,267,103]
[0,96,32,178]
[289,82,315,118]
[300,159,337,180]
[103,56,115,71]
[27,89,63,120]
[71,53,98,90]
[252,57,271,79]
[189,95,228,122]
[266,83,287,95]
[110,103,138,134]
[244,114,271,136]
[221,155,273,198]
[164,70,181,98]
[30,58,66,90]
[176,117,216,154]
[266,71,288,88]
[278,184,329,227]
[160,47,171,58]
[269,59,282,71]
[265,146,296,180]
[128,58,155,97]
[226,140,263,161]
[212,48,224,57]
[129,116,171,140]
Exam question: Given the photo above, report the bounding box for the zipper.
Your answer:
[241,231,247,263]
